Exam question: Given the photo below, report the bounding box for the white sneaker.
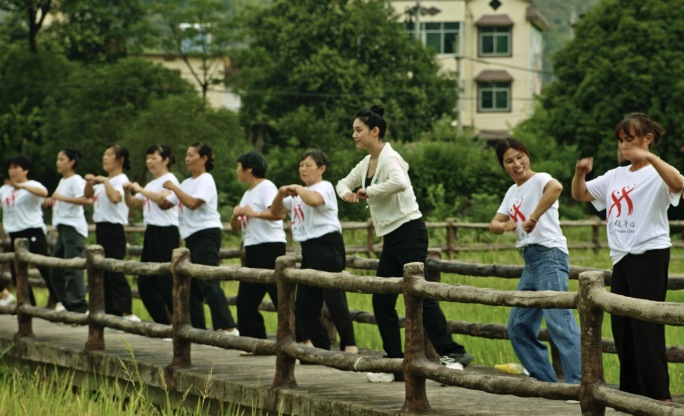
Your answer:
[443,361,464,370]
[0,292,15,307]
[54,302,66,312]
[219,328,240,336]
[366,372,394,383]
[123,314,141,322]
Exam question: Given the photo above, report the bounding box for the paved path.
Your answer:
[0,315,638,415]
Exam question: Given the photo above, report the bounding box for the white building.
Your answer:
[392,0,549,140]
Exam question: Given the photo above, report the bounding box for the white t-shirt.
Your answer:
[135,172,179,227]
[53,175,89,238]
[282,180,341,243]
[237,180,286,246]
[92,173,129,225]
[497,172,568,254]
[587,165,682,264]
[166,172,222,239]
[0,180,47,233]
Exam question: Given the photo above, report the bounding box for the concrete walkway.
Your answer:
[0,314,634,415]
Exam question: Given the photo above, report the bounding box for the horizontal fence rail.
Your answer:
[6,219,684,258]
[1,238,684,415]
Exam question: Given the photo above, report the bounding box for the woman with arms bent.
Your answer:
[337,104,471,383]
[572,113,683,401]
[48,148,91,313]
[271,149,358,354]
[230,151,286,339]
[489,138,581,384]
[124,144,180,324]
[160,142,238,335]
[0,155,57,307]
[84,144,138,321]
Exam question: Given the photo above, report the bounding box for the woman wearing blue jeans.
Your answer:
[489,138,581,384]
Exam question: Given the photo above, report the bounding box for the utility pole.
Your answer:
[455,54,463,137]
[414,0,421,40]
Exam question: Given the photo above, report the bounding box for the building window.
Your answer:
[404,22,460,55]
[479,26,511,56]
[179,23,212,54]
[478,82,511,112]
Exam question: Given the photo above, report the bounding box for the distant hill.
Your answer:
[535,0,599,82]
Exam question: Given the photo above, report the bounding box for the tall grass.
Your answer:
[0,341,281,416]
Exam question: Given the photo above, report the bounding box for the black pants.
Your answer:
[139,225,179,324]
[375,219,466,359]
[237,242,285,338]
[185,228,236,330]
[96,222,132,316]
[296,232,356,350]
[7,228,57,306]
[50,225,88,312]
[611,248,671,400]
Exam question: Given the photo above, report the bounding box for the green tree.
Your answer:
[0,0,52,52]
[229,0,456,151]
[39,58,196,187]
[149,0,235,101]
[538,0,684,175]
[50,0,152,63]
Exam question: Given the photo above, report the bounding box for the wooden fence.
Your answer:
[1,238,683,415]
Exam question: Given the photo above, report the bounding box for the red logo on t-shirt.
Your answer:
[509,199,526,223]
[3,191,16,209]
[608,185,636,218]
[291,201,304,225]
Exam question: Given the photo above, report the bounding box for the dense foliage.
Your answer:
[228,0,457,151]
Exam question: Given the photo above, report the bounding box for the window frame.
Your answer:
[478,26,512,57]
[478,82,512,113]
[404,21,460,55]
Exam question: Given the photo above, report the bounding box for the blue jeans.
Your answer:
[508,245,581,383]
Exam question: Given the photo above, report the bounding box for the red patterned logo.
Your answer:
[608,185,636,218]
[509,199,526,223]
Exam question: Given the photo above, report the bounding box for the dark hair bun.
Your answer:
[370,104,385,117]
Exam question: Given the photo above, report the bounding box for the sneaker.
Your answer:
[54,302,66,312]
[366,372,395,383]
[440,352,473,368]
[219,328,240,336]
[123,314,141,322]
[0,292,15,307]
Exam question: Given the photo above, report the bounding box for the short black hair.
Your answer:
[300,149,329,176]
[237,151,267,178]
[146,144,176,168]
[6,155,32,172]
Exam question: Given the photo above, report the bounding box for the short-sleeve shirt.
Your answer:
[166,172,222,239]
[0,180,47,233]
[586,165,682,264]
[92,173,129,225]
[53,175,89,238]
[496,172,568,254]
[282,180,341,243]
[237,180,286,246]
[135,172,179,227]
